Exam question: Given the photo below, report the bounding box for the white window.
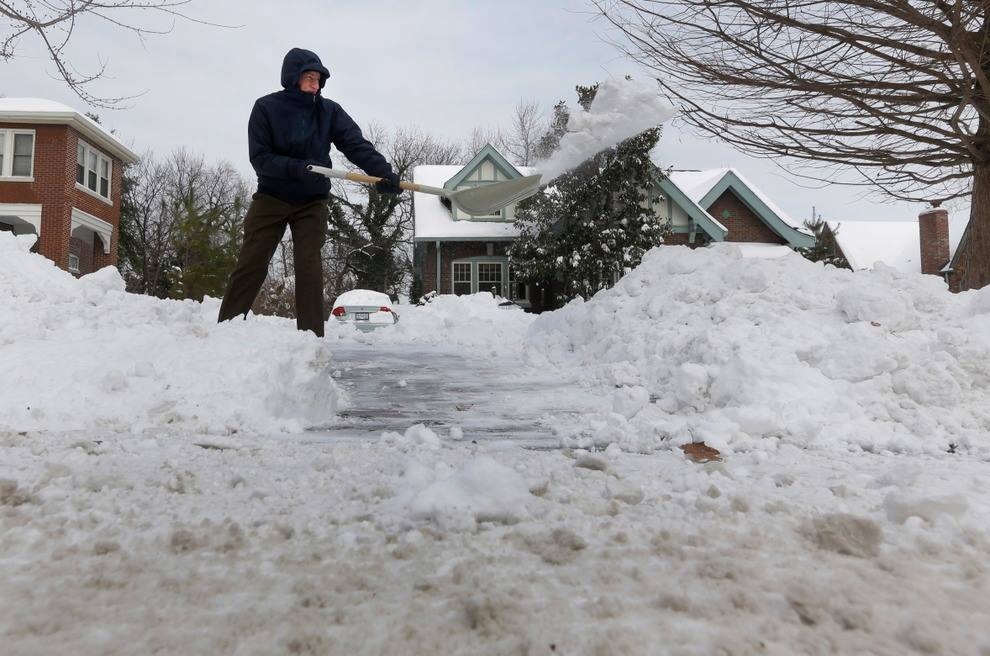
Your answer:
[68,253,81,273]
[452,260,508,296]
[478,262,503,296]
[76,143,85,185]
[467,203,504,220]
[0,129,35,179]
[452,262,472,296]
[76,140,113,201]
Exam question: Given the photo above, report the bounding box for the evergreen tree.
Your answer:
[798,208,849,269]
[117,150,250,299]
[116,162,146,291]
[169,190,243,300]
[534,100,569,162]
[165,156,247,301]
[510,83,670,307]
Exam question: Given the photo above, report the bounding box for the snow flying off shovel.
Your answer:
[307,165,542,216]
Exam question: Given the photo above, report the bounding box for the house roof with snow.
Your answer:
[413,144,537,242]
[664,168,814,249]
[0,97,139,163]
[826,214,968,273]
[826,220,922,272]
[413,149,813,248]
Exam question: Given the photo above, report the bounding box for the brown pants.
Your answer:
[218,193,329,336]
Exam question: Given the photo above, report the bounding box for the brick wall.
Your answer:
[706,189,786,244]
[67,129,123,271]
[0,123,72,268]
[69,236,94,274]
[0,122,124,273]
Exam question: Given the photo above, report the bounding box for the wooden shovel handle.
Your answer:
[339,171,420,192]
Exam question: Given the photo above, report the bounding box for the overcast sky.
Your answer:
[2,0,927,223]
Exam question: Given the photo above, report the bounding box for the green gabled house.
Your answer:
[412,146,813,310]
[412,144,539,307]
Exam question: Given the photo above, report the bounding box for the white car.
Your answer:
[330,289,399,330]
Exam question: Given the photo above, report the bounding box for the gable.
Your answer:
[655,175,727,242]
[697,171,813,248]
[444,144,521,191]
[666,169,813,249]
[708,188,787,244]
[413,158,539,241]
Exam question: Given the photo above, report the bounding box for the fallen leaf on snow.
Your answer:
[679,442,722,463]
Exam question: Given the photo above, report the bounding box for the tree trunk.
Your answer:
[956,161,990,292]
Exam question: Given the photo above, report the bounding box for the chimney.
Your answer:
[919,205,949,275]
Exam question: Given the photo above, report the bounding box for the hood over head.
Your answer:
[281,48,330,90]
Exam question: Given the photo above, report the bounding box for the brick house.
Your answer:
[412,145,813,310]
[0,98,138,276]
[825,206,967,290]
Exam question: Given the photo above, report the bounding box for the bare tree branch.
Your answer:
[596,0,990,202]
[1,0,234,108]
[596,0,990,289]
[501,99,546,166]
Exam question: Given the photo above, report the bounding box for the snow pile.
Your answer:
[327,292,535,353]
[381,423,443,449]
[536,77,676,182]
[0,233,344,434]
[526,243,990,455]
[392,456,532,529]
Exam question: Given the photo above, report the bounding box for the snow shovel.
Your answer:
[307,165,542,215]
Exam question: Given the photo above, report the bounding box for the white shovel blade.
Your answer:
[448,175,543,215]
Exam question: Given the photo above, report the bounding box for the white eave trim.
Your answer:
[0,110,138,164]
[71,207,113,254]
[0,203,42,234]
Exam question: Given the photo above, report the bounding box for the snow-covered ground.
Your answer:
[2,231,989,655]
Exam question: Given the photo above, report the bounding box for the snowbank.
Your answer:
[0,233,344,435]
[526,243,990,455]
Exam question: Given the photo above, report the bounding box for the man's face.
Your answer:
[299,70,321,94]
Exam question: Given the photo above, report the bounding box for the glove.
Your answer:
[297,160,330,178]
[374,171,403,195]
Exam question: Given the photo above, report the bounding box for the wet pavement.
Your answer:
[299,343,600,447]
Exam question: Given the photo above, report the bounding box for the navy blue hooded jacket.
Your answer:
[248,48,393,204]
